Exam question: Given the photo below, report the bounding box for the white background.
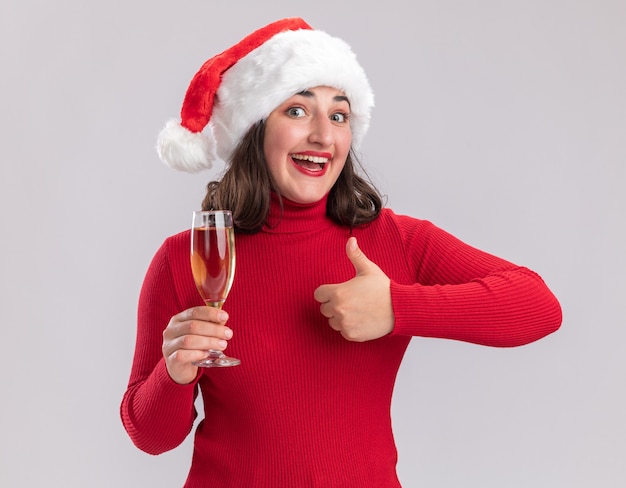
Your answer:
[1,1,624,486]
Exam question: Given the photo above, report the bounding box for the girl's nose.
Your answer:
[308,115,334,147]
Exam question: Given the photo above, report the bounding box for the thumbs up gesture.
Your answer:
[314,237,394,342]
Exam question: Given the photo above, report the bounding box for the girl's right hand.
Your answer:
[162,306,233,384]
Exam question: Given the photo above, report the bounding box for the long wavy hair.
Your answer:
[201,121,383,233]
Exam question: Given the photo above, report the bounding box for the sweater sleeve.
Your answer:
[389,214,562,347]
[120,239,199,455]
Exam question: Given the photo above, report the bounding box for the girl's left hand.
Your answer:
[314,237,394,341]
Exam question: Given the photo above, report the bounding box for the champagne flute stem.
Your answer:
[192,302,240,368]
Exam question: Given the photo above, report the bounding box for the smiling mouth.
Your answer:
[290,153,329,171]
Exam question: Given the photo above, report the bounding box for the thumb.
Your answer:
[346,237,376,276]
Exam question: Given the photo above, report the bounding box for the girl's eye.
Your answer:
[287,107,306,118]
[331,112,349,123]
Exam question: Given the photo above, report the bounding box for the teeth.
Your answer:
[291,154,328,164]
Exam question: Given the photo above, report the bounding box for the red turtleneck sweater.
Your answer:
[121,195,561,487]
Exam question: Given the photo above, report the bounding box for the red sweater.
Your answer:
[121,195,561,487]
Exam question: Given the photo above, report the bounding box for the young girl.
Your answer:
[121,18,561,487]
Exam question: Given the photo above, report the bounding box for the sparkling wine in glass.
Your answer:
[190,210,240,367]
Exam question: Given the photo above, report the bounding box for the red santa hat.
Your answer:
[157,17,374,172]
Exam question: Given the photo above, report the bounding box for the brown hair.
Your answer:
[201,121,383,233]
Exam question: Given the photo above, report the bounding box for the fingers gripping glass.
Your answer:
[190,210,240,367]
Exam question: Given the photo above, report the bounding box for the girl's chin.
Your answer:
[280,187,329,204]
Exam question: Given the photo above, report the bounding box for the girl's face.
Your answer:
[263,86,352,204]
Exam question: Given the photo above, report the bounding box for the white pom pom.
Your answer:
[156,119,217,173]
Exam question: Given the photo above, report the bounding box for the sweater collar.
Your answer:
[263,192,333,234]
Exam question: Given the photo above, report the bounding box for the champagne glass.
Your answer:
[190,210,240,367]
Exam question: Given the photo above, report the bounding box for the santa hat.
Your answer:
[157,17,374,173]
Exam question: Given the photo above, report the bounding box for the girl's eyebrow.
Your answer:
[295,90,351,105]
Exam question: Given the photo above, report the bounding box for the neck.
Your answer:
[263,192,332,234]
